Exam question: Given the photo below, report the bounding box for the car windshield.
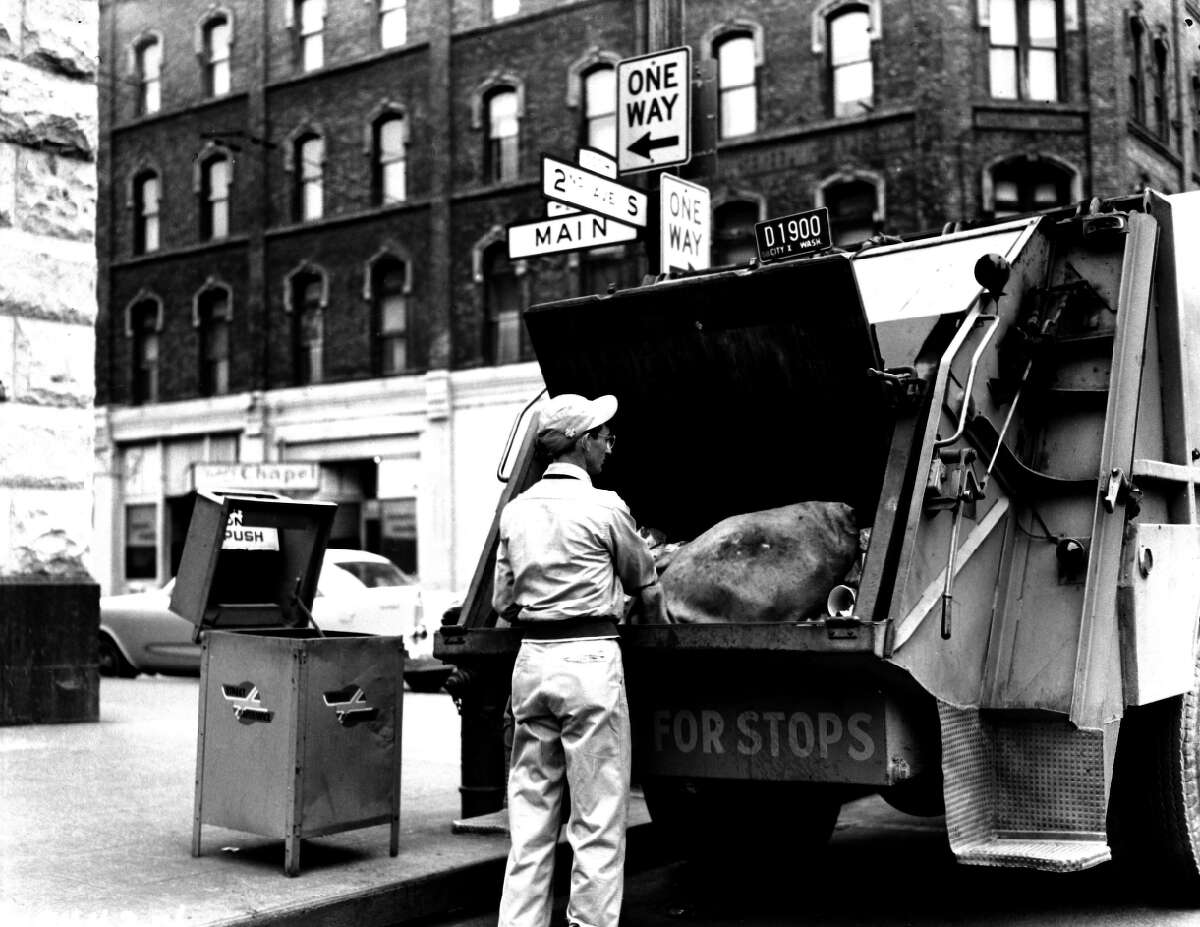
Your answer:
[332,560,415,588]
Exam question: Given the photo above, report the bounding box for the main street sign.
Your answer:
[754,207,833,264]
[508,212,638,259]
[617,47,691,174]
[541,155,648,227]
[659,174,710,274]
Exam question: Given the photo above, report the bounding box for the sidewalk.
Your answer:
[0,676,655,927]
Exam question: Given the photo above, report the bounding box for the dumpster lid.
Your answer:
[523,254,891,541]
[169,490,337,631]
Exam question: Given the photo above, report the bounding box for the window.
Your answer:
[824,179,878,245]
[372,259,409,375]
[296,0,324,72]
[294,134,324,221]
[991,157,1071,217]
[125,503,158,581]
[483,242,522,364]
[829,6,873,116]
[716,34,757,137]
[583,66,616,154]
[374,115,407,204]
[712,200,760,266]
[1193,73,1200,167]
[380,0,407,48]
[291,273,324,384]
[197,288,231,396]
[135,37,161,115]
[129,299,160,404]
[200,155,230,240]
[486,88,519,183]
[989,0,1060,102]
[493,0,519,19]
[133,171,160,254]
[203,16,231,96]
[1130,17,1146,123]
[580,246,639,296]
[1154,37,1170,140]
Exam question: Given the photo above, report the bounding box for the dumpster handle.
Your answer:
[934,313,999,449]
[498,388,547,483]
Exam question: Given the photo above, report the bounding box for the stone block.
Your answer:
[0,485,93,577]
[14,147,95,241]
[0,403,93,488]
[21,0,98,79]
[0,227,97,324]
[2,315,95,406]
[0,57,96,159]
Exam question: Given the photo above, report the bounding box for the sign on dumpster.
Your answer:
[754,207,832,264]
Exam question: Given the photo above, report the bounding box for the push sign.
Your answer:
[754,207,832,264]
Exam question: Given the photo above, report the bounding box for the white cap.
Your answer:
[537,393,617,439]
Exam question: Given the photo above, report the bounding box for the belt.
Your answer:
[518,617,619,641]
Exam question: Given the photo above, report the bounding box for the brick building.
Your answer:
[94,0,1200,597]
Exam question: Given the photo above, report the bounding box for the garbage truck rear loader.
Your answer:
[436,190,1200,895]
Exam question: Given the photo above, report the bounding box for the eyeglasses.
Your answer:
[593,432,615,451]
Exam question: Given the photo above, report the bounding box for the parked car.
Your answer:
[98,549,457,692]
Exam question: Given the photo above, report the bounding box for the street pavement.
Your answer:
[0,675,653,927]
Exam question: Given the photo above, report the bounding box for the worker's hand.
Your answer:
[634,582,672,624]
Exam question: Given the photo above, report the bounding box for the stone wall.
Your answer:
[0,0,99,723]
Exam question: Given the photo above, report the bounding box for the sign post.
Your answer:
[659,175,710,274]
[617,47,691,175]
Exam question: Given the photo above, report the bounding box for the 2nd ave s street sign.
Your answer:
[617,47,691,174]
[542,155,648,227]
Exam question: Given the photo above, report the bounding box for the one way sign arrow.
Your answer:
[626,132,680,161]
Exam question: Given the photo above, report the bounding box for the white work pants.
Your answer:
[498,637,631,927]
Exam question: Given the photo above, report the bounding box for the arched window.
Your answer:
[203,16,231,96]
[712,199,760,266]
[135,36,162,115]
[990,156,1073,217]
[196,287,231,396]
[294,133,324,221]
[823,178,878,245]
[374,114,407,204]
[716,33,757,138]
[371,257,409,375]
[829,6,873,116]
[129,298,160,404]
[988,0,1060,101]
[582,65,617,154]
[290,271,324,384]
[485,87,520,183]
[379,0,407,49]
[133,170,160,254]
[200,154,230,240]
[483,241,522,364]
[1130,16,1145,122]
[1154,36,1170,139]
[295,0,324,72]
[580,245,639,296]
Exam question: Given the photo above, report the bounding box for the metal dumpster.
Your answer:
[170,490,405,876]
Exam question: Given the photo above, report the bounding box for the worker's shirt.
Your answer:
[493,462,656,625]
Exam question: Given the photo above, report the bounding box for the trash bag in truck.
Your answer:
[661,501,859,624]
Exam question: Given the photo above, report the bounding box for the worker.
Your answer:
[494,392,668,927]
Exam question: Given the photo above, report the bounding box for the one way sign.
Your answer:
[617,46,691,174]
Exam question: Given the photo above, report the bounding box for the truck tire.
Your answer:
[1107,646,1200,901]
[643,776,841,871]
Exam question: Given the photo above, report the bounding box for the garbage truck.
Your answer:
[435,189,1200,895]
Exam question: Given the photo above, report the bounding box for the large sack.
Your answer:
[661,501,859,624]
